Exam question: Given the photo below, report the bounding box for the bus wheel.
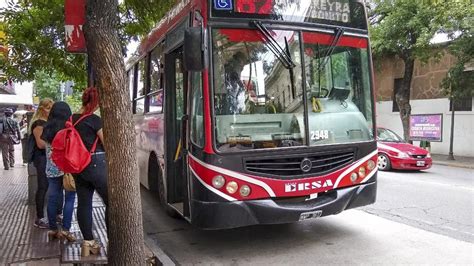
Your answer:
[378,153,391,171]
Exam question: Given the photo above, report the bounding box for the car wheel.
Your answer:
[378,154,391,171]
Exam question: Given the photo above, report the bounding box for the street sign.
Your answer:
[65,0,86,53]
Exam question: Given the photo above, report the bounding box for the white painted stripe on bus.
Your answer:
[189,154,277,197]
[333,150,378,188]
[189,165,237,202]
[360,167,377,184]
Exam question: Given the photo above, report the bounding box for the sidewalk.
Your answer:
[0,150,160,265]
[0,156,104,265]
[431,153,474,169]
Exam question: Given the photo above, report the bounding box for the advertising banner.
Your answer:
[64,0,86,53]
[409,114,443,142]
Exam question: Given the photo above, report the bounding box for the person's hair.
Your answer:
[41,102,72,143]
[29,98,54,133]
[82,87,99,114]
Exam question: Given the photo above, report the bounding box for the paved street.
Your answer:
[362,165,474,243]
[142,165,474,265]
[1,147,472,265]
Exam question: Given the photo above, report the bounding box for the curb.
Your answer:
[433,161,474,169]
[144,235,176,266]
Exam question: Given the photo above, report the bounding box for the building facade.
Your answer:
[374,50,474,157]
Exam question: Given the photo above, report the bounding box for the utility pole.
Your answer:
[447,97,455,160]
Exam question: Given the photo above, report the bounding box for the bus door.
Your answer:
[164,47,188,215]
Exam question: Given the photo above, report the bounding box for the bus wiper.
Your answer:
[318,27,344,72]
[251,21,296,69]
[285,36,296,99]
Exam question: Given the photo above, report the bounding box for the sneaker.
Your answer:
[33,218,49,229]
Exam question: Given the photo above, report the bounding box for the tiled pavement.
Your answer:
[0,150,108,265]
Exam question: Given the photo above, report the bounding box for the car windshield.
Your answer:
[377,128,405,143]
[212,28,374,152]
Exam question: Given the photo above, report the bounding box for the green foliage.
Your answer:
[34,70,62,100]
[33,69,86,112]
[0,0,87,83]
[440,1,474,100]
[0,0,176,83]
[65,92,83,113]
[369,0,445,62]
[121,0,176,41]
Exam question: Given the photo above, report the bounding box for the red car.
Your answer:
[377,127,432,171]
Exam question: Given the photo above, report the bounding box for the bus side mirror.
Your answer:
[184,27,208,71]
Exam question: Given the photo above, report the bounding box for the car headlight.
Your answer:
[426,153,431,158]
[398,152,409,158]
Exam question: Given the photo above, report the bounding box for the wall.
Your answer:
[374,50,457,101]
[376,99,474,157]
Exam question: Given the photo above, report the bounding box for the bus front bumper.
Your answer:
[190,181,377,230]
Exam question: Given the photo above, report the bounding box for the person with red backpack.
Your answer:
[69,87,108,256]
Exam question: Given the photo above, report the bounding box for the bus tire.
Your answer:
[149,154,180,218]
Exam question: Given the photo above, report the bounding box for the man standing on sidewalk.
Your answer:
[0,108,21,170]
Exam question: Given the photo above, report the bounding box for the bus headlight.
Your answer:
[226,181,238,194]
[239,185,251,197]
[367,160,376,171]
[350,172,358,182]
[358,167,366,178]
[212,175,225,189]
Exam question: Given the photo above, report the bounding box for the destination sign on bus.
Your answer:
[212,0,367,29]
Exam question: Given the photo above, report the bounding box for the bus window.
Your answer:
[212,28,305,151]
[137,59,146,96]
[128,68,135,101]
[135,97,145,115]
[190,72,204,147]
[149,45,163,93]
[302,31,373,144]
[149,90,163,113]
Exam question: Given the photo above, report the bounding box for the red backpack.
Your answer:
[51,114,99,173]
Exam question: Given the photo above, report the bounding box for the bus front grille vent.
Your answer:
[245,150,355,178]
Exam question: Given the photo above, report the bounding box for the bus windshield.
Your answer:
[212,28,373,152]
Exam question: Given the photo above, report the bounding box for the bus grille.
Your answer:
[244,150,355,178]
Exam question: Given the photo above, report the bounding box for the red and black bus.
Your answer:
[127,0,377,229]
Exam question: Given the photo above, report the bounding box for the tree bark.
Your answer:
[396,57,415,143]
[83,0,144,265]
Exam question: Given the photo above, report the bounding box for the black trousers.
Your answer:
[33,154,48,219]
[74,153,109,240]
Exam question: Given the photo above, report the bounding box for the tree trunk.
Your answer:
[396,57,415,143]
[83,0,144,265]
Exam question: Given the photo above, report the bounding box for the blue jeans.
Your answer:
[47,176,76,230]
[74,153,108,240]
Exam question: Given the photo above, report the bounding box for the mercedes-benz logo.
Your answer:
[300,158,312,173]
